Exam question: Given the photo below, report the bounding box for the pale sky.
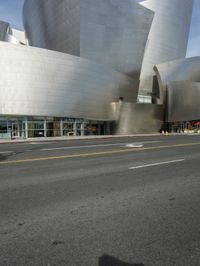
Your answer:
[0,0,199,57]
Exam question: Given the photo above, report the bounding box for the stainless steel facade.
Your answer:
[139,0,194,95]
[23,0,80,56]
[0,41,137,121]
[154,57,200,122]
[154,57,200,105]
[0,21,9,41]
[23,0,154,77]
[10,29,27,45]
[155,57,200,88]
[167,81,200,122]
[0,20,26,45]
[111,102,164,134]
[80,0,154,77]
[0,0,199,137]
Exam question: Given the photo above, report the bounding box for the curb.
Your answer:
[0,133,199,145]
[0,134,162,144]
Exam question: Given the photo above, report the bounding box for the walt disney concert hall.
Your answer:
[0,0,198,138]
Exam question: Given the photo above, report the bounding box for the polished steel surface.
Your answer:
[80,0,154,76]
[23,0,80,55]
[154,56,200,104]
[23,0,154,77]
[167,81,200,122]
[5,0,198,134]
[0,20,26,45]
[111,102,164,134]
[6,29,27,45]
[155,57,200,86]
[0,21,10,41]
[154,57,200,122]
[139,0,194,95]
[11,29,27,45]
[0,42,137,121]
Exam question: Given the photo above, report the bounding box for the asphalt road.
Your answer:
[0,135,200,266]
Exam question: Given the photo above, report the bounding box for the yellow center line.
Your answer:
[0,142,200,165]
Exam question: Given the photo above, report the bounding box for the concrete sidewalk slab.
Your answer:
[0,133,199,144]
[0,134,163,144]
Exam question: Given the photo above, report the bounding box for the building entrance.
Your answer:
[12,123,20,138]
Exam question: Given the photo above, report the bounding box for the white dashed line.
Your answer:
[129,159,185,170]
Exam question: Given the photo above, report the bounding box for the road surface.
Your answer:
[0,135,200,265]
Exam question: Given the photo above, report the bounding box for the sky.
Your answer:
[0,0,199,57]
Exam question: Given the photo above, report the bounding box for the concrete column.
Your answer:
[81,122,85,136]
[73,122,77,136]
[60,119,63,137]
[44,120,47,137]
[24,117,28,139]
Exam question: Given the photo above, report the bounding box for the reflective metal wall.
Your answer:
[139,0,194,95]
[0,20,27,45]
[11,29,27,45]
[80,0,154,77]
[23,0,154,77]
[167,81,200,122]
[0,42,137,121]
[0,21,10,41]
[154,57,200,122]
[23,0,80,55]
[111,102,164,134]
[5,29,27,45]
[154,57,200,104]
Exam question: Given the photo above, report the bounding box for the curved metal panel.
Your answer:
[23,0,80,55]
[154,56,200,104]
[80,0,154,76]
[167,81,200,122]
[111,102,164,134]
[139,0,194,95]
[0,42,137,121]
[0,21,10,41]
[155,57,200,85]
[23,0,154,77]
[11,29,27,45]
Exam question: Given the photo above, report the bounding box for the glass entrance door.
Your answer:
[12,123,20,138]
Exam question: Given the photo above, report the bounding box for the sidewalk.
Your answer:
[0,132,199,144]
[0,134,163,144]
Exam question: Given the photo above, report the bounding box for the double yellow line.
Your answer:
[0,142,200,165]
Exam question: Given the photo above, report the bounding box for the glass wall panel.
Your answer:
[46,121,61,137]
[28,121,44,137]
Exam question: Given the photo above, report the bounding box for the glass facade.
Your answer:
[137,95,152,103]
[0,116,111,139]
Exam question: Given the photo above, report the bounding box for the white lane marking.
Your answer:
[0,151,12,154]
[129,159,185,170]
[125,144,144,148]
[26,142,56,145]
[41,141,161,151]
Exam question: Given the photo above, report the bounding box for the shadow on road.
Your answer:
[0,145,42,162]
[0,155,7,162]
[99,254,144,266]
